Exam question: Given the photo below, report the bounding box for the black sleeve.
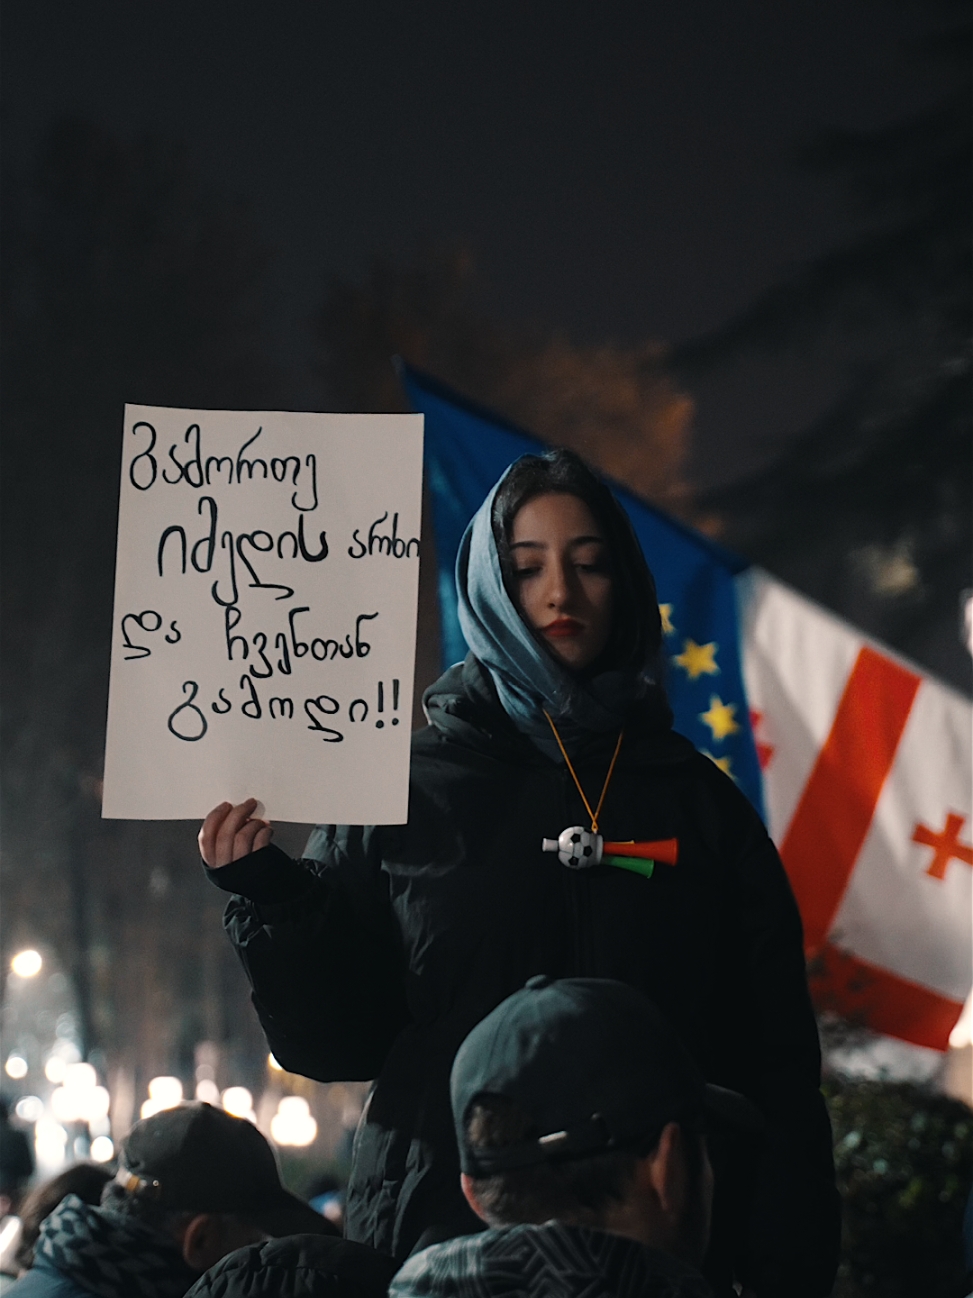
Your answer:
[205,839,411,1082]
[710,771,841,1298]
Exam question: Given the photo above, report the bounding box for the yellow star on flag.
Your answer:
[659,604,675,635]
[702,750,735,778]
[673,638,719,679]
[700,695,740,742]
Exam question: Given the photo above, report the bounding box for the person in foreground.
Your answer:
[8,1102,332,1298]
[394,976,762,1298]
[200,449,839,1292]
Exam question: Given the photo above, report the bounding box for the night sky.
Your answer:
[2,0,942,479]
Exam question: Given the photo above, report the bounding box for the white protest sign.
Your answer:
[103,406,423,824]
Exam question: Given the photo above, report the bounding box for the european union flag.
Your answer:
[401,364,765,817]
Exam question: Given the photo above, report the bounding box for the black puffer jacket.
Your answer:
[209,656,839,1295]
[185,1236,396,1298]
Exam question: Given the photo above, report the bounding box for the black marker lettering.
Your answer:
[211,689,232,714]
[168,681,208,741]
[288,607,310,658]
[210,531,239,607]
[163,442,187,485]
[205,454,234,486]
[368,512,390,555]
[349,698,368,723]
[249,631,274,678]
[240,674,262,719]
[236,427,268,481]
[225,606,249,661]
[292,453,318,511]
[298,514,328,562]
[130,422,158,490]
[304,695,343,742]
[272,455,300,484]
[157,526,187,576]
[277,529,298,559]
[191,497,218,572]
[237,531,294,600]
[274,632,292,675]
[356,611,378,657]
[165,620,181,644]
[121,610,162,660]
[348,529,367,559]
[269,696,294,719]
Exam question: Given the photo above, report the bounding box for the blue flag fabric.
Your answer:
[401,364,765,817]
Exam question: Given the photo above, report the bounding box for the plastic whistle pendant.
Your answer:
[541,828,679,879]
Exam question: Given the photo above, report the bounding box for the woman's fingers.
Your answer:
[198,802,232,867]
[198,798,272,867]
[252,824,274,853]
[214,798,259,865]
[233,817,271,859]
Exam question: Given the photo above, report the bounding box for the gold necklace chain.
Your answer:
[543,711,624,834]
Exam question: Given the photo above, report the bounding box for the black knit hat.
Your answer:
[452,977,763,1176]
[115,1102,334,1237]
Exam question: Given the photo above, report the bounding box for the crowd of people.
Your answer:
[5,976,785,1298]
[5,449,849,1295]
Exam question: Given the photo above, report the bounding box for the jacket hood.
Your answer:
[390,1222,714,1298]
[422,654,694,769]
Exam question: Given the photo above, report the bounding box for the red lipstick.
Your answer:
[543,617,584,638]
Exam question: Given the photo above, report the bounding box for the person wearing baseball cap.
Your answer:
[8,1102,334,1298]
[393,977,765,1298]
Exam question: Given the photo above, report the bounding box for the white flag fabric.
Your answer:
[738,568,973,1052]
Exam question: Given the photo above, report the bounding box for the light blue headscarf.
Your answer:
[456,476,648,762]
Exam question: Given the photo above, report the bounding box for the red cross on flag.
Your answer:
[739,570,972,1054]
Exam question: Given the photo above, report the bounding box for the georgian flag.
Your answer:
[739,570,972,1053]
[404,363,973,1056]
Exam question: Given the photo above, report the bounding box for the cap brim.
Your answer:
[252,1189,341,1238]
[702,1084,767,1137]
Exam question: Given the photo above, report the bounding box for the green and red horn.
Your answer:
[601,838,678,879]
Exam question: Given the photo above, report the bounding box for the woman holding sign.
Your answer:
[200,450,838,1296]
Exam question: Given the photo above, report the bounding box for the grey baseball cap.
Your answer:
[452,976,764,1176]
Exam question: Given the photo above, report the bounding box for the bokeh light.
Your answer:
[4,1054,28,1080]
[140,1075,183,1119]
[90,1136,115,1163]
[221,1086,255,1121]
[270,1095,317,1147]
[15,1096,43,1124]
[195,1078,220,1105]
[10,949,42,978]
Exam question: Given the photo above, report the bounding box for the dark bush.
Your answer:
[825,1076,972,1297]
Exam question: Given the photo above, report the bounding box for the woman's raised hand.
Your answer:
[199,798,273,868]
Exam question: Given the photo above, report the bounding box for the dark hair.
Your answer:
[15,1163,113,1269]
[491,449,662,675]
[466,1094,703,1228]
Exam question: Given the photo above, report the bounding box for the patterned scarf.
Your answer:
[33,1194,198,1298]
